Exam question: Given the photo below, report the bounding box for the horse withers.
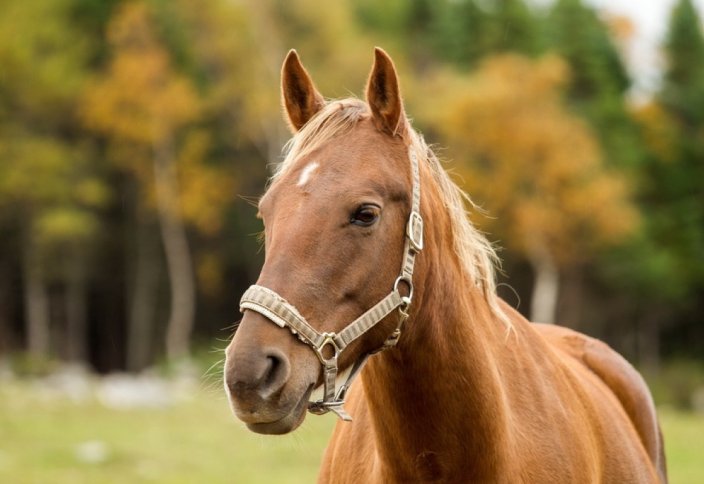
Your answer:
[224,48,667,483]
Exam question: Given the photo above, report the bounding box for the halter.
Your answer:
[239,148,422,421]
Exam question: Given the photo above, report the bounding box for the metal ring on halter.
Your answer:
[394,275,414,308]
[314,332,341,365]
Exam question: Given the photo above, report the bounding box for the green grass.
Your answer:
[0,380,335,484]
[660,408,704,484]
[0,380,702,483]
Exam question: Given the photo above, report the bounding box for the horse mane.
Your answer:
[271,98,509,327]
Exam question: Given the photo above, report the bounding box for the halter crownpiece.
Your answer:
[239,147,422,421]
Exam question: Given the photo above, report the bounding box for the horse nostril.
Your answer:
[225,347,291,401]
[261,349,290,397]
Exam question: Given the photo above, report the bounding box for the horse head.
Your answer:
[224,48,421,434]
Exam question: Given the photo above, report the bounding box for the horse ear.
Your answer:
[281,49,325,132]
[365,47,407,137]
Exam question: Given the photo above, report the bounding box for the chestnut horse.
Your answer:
[225,48,667,483]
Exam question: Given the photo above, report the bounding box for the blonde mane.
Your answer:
[272,99,508,326]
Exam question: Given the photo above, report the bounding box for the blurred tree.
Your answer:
[428,55,638,323]
[68,0,122,64]
[661,0,704,127]
[442,0,540,65]
[612,0,704,367]
[240,0,373,154]
[547,0,628,102]
[82,2,206,367]
[355,0,540,70]
[546,0,642,170]
[659,0,704,267]
[0,0,700,372]
[0,0,104,360]
[0,133,106,359]
[174,0,377,306]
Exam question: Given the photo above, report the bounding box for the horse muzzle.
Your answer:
[224,311,317,434]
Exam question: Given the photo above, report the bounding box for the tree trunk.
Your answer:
[637,310,661,376]
[153,133,196,363]
[22,230,50,356]
[527,241,559,324]
[126,215,160,372]
[0,256,12,355]
[65,246,88,363]
[246,1,289,161]
[555,266,584,331]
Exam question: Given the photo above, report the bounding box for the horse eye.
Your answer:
[350,205,379,227]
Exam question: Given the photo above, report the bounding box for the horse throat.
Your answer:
[360,226,513,481]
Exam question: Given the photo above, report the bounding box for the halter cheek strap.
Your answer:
[239,148,422,421]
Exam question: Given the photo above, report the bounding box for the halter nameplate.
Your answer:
[239,148,422,421]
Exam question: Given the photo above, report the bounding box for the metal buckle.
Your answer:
[406,211,424,252]
[314,332,341,365]
[308,399,352,421]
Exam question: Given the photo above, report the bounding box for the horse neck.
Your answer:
[361,183,513,480]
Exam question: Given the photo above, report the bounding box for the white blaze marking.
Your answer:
[297,162,319,187]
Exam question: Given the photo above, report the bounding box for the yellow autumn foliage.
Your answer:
[81,1,234,234]
[82,2,199,150]
[632,101,679,164]
[177,131,235,235]
[427,54,638,264]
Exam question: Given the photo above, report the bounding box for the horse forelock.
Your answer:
[270,97,511,329]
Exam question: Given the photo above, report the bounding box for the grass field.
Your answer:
[0,377,702,483]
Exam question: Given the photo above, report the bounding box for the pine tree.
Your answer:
[661,0,704,128]
[645,0,704,356]
[546,0,643,170]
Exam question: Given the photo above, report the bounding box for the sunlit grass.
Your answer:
[0,380,702,483]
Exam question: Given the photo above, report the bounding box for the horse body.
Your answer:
[320,302,664,483]
[318,155,663,482]
[224,48,666,483]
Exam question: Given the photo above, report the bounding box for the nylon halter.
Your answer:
[239,148,423,421]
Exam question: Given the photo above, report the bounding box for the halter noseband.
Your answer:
[239,148,422,421]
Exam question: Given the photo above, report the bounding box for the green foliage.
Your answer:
[646,359,704,411]
[0,0,89,124]
[661,0,704,127]
[0,0,106,254]
[546,0,643,170]
[356,0,541,68]
[606,0,704,326]
[547,0,629,100]
[0,130,106,247]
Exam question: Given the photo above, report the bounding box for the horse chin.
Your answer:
[245,384,313,435]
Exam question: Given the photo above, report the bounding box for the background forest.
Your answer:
[0,0,702,384]
[1,1,704,482]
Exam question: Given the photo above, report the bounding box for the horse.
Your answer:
[224,47,667,483]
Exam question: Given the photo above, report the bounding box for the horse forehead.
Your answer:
[296,132,406,188]
[264,124,409,212]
